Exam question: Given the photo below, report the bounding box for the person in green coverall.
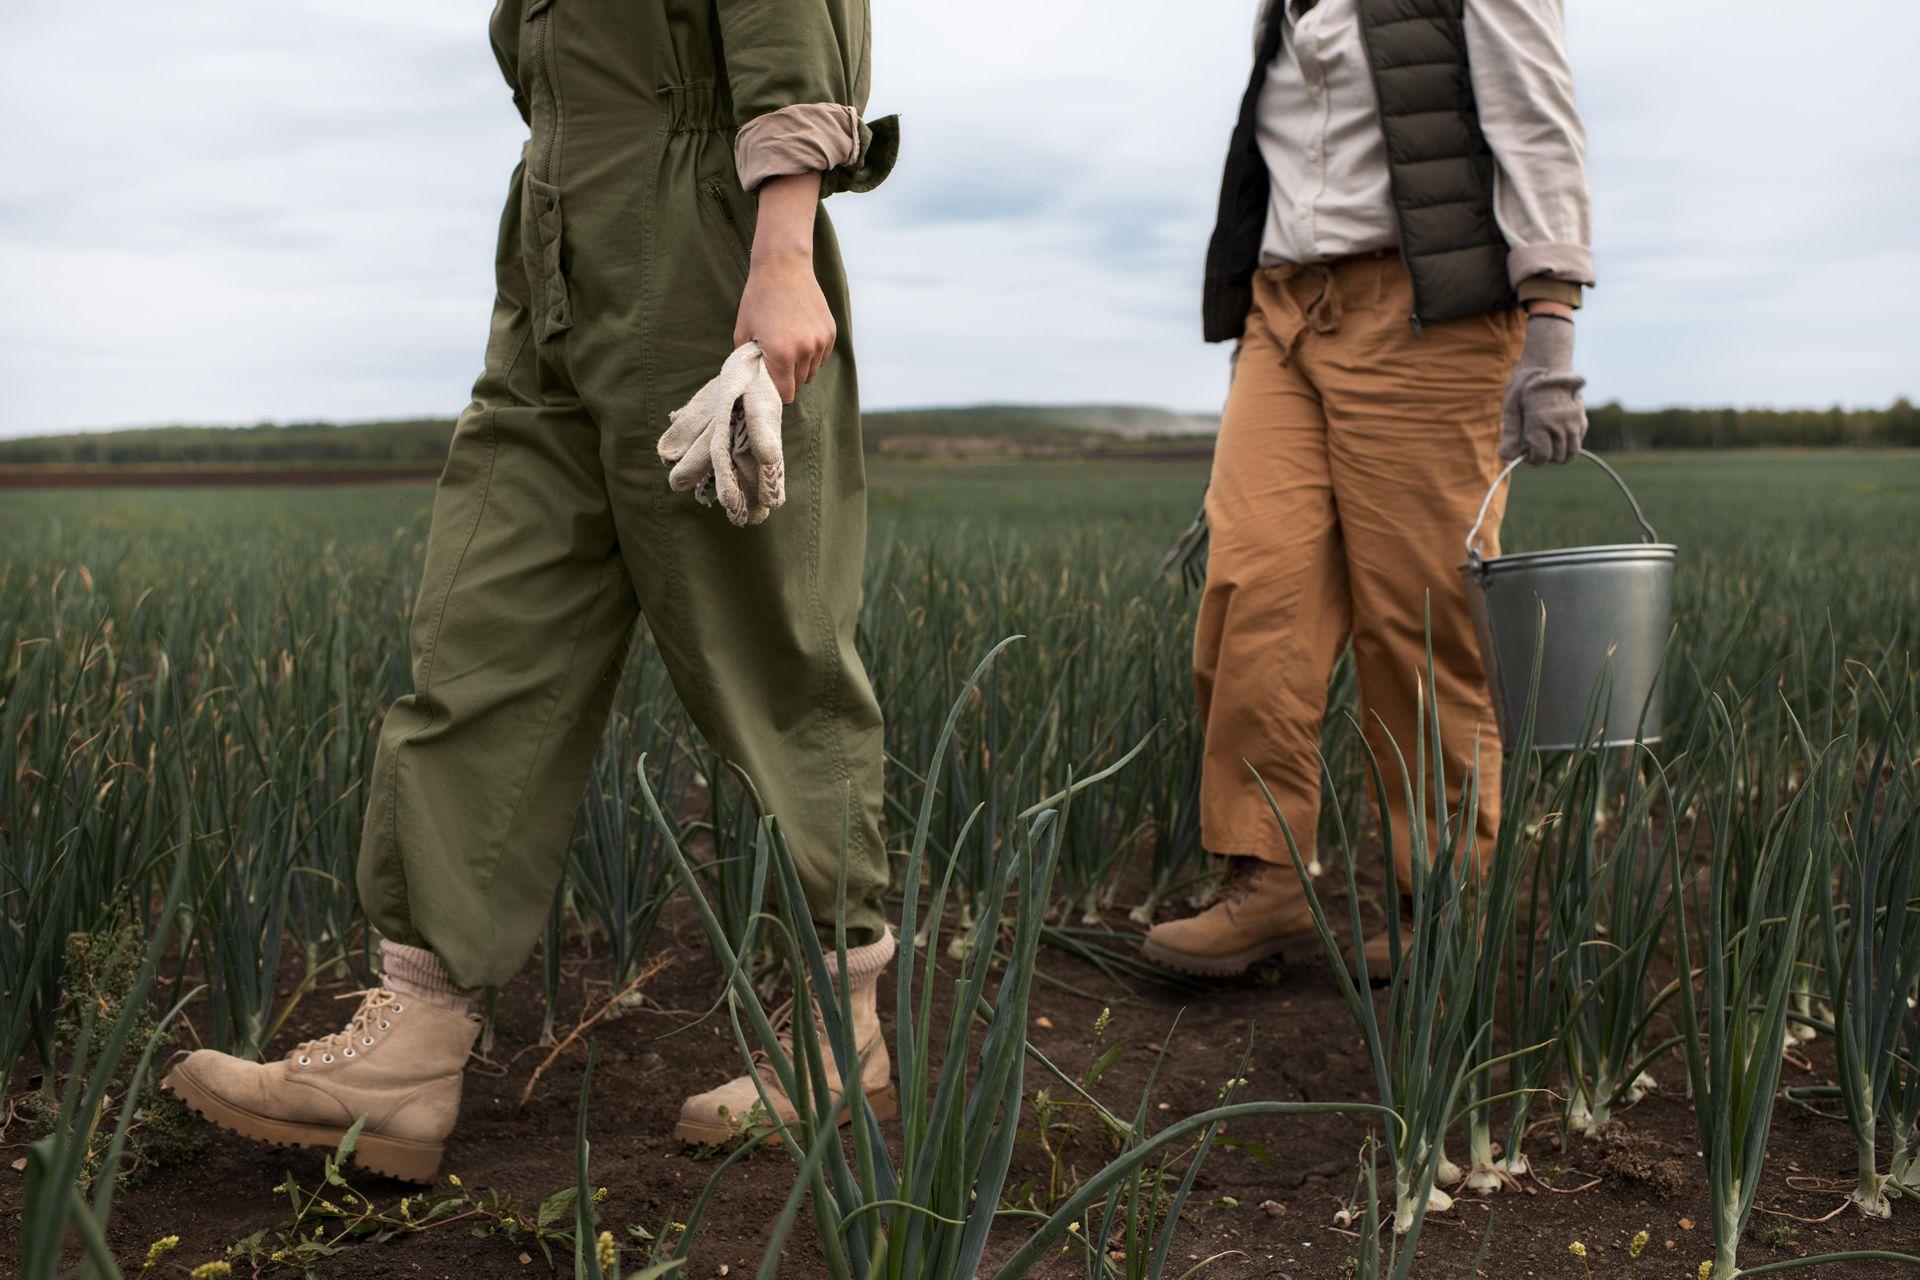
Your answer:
[164,0,901,1180]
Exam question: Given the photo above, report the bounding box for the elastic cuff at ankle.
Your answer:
[380,940,475,1014]
[825,928,895,988]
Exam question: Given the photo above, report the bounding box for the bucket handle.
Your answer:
[1465,448,1660,568]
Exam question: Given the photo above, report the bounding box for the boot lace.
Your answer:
[290,990,405,1066]
[745,998,800,1086]
[744,995,869,1088]
[1219,861,1271,916]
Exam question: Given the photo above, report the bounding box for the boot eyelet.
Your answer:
[362,1036,374,1045]
[343,1048,355,1057]
[379,1021,390,1030]
[393,1004,405,1013]
[322,1054,334,1064]
[298,1056,311,1065]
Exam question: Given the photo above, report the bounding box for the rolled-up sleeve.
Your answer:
[1465,0,1595,302]
[715,0,898,195]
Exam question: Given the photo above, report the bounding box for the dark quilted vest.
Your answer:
[1201,0,1515,342]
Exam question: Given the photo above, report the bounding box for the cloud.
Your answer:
[1,0,1915,436]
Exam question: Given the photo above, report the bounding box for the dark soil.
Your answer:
[4,890,1916,1280]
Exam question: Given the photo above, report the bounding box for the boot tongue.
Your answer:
[744,995,853,1091]
[289,989,403,1061]
[1223,862,1268,909]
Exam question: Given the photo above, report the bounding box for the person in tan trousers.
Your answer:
[1144,0,1595,976]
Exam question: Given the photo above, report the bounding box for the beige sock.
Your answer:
[825,929,896,987]
[379,940,475,1016]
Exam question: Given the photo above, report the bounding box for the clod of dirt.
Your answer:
[1590,1127,1689,1198]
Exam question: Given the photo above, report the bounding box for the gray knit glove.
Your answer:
[1500,315,1587,466]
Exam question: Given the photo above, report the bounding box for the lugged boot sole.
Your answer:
[163,1067,445,1183]
[1142,928,1412,982]
[1139,931,1322,977]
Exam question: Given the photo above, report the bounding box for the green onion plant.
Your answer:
[1266,666,1487,1239]
[18,855,196,1280]
[1813,710,1920,1217]
[1559,754,1678,1138]
[569,713,692,996]
[1668,699,1831,1277]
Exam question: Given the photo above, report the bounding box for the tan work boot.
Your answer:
[163,989,477,1182]
[675,931,898,1146]
[1142,857,1324,976]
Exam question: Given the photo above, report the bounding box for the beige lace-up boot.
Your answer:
[164,971,477,1182]
[1144,857,1414,979]
[674,930,897,1146]
[1141,857,1324,977]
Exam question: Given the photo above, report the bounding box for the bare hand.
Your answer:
[732,173,832,403]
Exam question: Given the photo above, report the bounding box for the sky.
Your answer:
[2,1,1916,438]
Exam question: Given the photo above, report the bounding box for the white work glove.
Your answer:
[657,341,786,527]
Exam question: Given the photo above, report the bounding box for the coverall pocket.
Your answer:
[524,174,572,342]
[697,175,755,281]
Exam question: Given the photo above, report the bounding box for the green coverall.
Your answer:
[355,0,898,991]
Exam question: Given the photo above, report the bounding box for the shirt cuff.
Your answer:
[1507,243,1596,289]
[1515,277,1584,309]
[734,103,861,192]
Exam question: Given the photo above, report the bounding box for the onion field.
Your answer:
[4,450,1920,1279]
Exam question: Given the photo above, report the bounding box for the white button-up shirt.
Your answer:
[1253,0,1594,290]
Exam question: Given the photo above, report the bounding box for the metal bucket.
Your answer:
[1458,450,1676,752]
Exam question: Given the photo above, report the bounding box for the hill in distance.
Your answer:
[0,404,1222,470]
[1,399,1915,475]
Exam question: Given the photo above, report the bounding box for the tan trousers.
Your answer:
[1195,254,1523,893]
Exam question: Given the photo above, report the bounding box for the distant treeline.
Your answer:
[1586,399,1920,451]
[2,400,1916,466]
